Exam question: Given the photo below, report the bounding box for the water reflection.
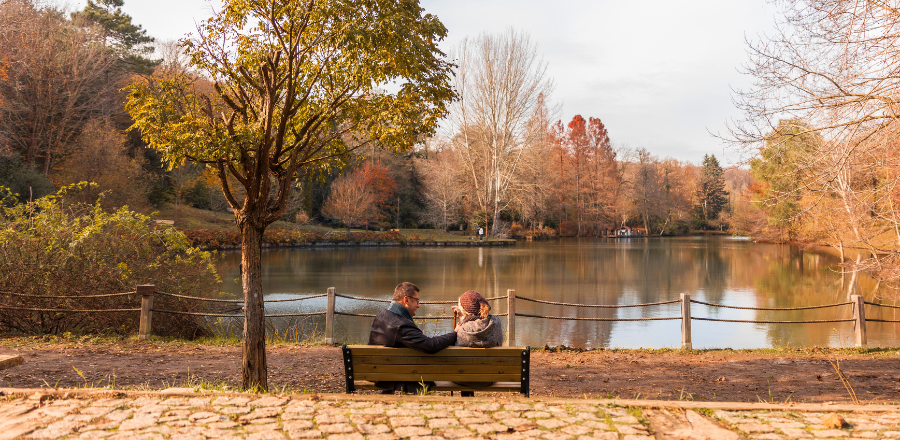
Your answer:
[218,237,900,348]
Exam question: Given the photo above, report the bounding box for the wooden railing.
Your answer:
[4,285,898,349]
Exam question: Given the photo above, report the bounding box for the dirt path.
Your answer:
[2,341,898,403]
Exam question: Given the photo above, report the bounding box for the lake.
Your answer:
[218,236,900,349]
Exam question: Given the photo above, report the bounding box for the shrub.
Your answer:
[0,183,221,337]
[509,223,524,238]
[525,227,557,239]
[0,153,55,204]
[181,228,408,248]
[558,221,578,237]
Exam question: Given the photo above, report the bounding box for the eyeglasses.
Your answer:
[407,296,420,304]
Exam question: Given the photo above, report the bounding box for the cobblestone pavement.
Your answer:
[2,389,900,439]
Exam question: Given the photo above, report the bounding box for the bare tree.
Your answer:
[514,93,557,230]
[447,29,554,237]
[730,0,900,286]
[627,148,664,233]
[322,172,376,237]
[416,151,463,231]
[657,157,693,235]
[0,0,113,175]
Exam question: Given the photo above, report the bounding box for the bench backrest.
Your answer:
[342,345,530,391]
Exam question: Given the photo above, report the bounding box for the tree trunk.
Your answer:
[491,208,500,239]
[240,222,268,391]
[846,254,862,300]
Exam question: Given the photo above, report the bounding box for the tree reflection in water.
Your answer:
[218,237,898,349]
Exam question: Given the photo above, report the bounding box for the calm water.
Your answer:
[218,237,900,349]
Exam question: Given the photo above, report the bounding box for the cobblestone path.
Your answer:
[2,389,900,439]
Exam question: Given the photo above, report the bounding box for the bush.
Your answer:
[181,228,408,248]
[558,221,578,237]
[54,121,150,211]
[509,223,524,238]
[0,183,221,337]
[264,229,323,244]
[526,227,557,239]
[0,153,55,204]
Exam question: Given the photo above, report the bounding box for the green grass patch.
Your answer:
[533,345,900,356]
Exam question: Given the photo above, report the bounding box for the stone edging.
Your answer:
[2,387,895,413]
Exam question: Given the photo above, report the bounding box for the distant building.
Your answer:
[614,226,644,237]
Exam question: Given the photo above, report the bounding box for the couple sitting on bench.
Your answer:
[368,281,502,394]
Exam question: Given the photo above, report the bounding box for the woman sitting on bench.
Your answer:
[452,290,502,395]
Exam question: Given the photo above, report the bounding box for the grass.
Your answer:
[177,374,307,394]
[147,204,515,243]
[7,333,900,356]
[695,408,714,417]
[533,345,898,356]
[69,366,118,389]
[36,368,308,394]
[398,228,511,242]
[150,204,238,230]
[149,204,307,232]
[825,356,860,404]
[0,333,322,349]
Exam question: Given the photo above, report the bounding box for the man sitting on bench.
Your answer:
[368,281,457,394]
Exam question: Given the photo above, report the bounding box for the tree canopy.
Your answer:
[694,154,729,227]
[72,0,158,74]
[126,0,455,390]
[749,119,821,240]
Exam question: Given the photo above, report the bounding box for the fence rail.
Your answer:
[689,299,851,311]
[5,285,898,349]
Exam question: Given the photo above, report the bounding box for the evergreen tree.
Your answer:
[749,119,820,240]
[693,154,729,227]
[72,0,158,74]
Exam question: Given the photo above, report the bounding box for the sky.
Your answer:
[75,0,781,166]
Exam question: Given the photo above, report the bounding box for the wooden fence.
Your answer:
[5,285,899,349]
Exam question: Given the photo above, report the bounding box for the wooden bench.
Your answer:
[341,345,530,396]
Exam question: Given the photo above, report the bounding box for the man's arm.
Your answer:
[397,322,456,354]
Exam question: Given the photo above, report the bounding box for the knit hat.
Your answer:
[459,290,490,318]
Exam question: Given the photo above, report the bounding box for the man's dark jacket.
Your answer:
[368,305,456,353]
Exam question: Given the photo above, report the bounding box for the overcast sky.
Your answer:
[79,0,780,165]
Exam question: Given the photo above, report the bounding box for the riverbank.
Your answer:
[180,228,517,250]
[3,337,900,404]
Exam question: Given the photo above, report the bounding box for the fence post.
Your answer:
[681,293,692,350]
[138,285,155,340]
[852,294,867,350]
[325,287,336,345]
[507,289,516,347]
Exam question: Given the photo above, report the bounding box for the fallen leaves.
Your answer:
[822,413,847,429]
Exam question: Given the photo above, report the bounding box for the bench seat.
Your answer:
[342,345,530,396]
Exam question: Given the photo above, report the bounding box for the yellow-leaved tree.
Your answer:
[126,0,454,390]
